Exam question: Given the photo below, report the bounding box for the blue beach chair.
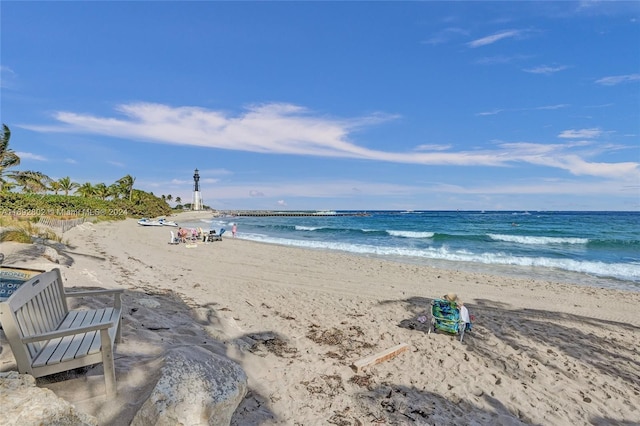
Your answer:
[204,228,226,242]
[428,298,468,342]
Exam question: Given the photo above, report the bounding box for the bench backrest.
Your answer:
[0,268,69,364]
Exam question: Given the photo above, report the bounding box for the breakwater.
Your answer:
[215,211,369,217]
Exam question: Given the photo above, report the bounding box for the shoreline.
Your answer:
[2,214,640,424]
[178,211,640,293]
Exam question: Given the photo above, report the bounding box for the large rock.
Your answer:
[0,372,98,426]
[131,346,248,426]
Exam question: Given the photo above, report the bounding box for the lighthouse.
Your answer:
[192,168,203,211]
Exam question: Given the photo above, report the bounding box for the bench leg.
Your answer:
[100,329,117,396]
[115,317,122,344]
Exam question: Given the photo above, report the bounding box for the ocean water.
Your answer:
[182,211,640,292]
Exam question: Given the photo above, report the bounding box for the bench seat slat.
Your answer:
[59,310,101,363]
[32,310,85,367]
[80,308,114,356]
[31,308,117,367]
[40,310,95,365]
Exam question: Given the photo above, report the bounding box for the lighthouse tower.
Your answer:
[192,168,203,211]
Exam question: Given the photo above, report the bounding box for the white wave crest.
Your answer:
[295,226,324,231]
[236,233,639,283]
[488,234,588,245]
[387,230,435,239]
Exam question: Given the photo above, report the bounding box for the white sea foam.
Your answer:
[488,234,588,245]
[238,233,640,282]
[295,226,324,231]
[387,230,435,239]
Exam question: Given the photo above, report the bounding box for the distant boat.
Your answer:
[138,218,163,226]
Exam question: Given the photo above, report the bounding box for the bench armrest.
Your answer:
[64,289,124,309]
[21,319,117,343]
[64,289,124,297]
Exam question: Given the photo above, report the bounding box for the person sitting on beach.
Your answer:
[444,293,472,331]
[177,227,187,243]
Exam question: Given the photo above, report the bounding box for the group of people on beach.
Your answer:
[175,223,237,244]
[177,227,199,243]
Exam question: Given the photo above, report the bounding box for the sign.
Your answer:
[0,266,46,301]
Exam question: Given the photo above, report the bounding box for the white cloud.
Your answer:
[595,74,640,86]
[414,144,452,151]
[467,30,524,48]
[15,152,47,161]
[523,65,569,75]
[476,109,503,116]
[558,128,602,139]
[536,104,569,110]
[477,104,568,116]
[22,102,638,181]
[497,140,639,179]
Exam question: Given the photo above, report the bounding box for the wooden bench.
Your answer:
[0,268,123,395]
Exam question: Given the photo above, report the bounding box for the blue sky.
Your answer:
[2,1,639,211]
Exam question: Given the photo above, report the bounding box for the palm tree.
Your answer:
[58,176,79,196]
[76,182,95,198]
[108,184,121,200]
[116,174,135,201]
[93,183,109,200]
[9,170,52,193]
[1,180,16,194]
[0,124,21,191]
[131,189,142,205]
[175,196,182,204]
[49,180,62,195]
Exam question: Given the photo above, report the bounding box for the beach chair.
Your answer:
[428,298,468,342]
[204,228,225,242]
[169,231,179,244]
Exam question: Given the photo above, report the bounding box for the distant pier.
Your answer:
[215,211,369,217]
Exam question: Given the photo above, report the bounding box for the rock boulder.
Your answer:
[0,371,98,426]
[131,346,248,426]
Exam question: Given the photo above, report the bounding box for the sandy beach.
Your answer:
[2,211,639,425]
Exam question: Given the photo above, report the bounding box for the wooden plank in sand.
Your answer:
[351,343,410,373]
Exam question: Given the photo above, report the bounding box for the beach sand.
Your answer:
[1,211,639,425]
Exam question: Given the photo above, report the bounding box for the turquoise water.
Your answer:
[183,211,640,291]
